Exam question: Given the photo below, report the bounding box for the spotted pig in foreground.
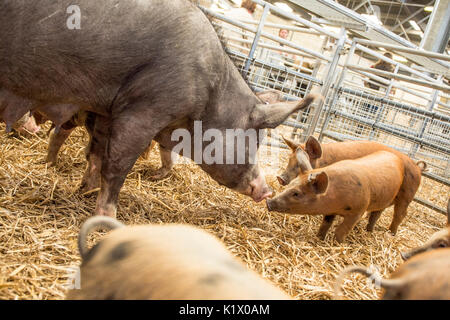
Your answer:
[66,216,290,300]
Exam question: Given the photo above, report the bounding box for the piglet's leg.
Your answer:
[317,215,335,240]
[366,210,383,232]
[148,145,174,180]
[334,211,364,243]
[389,199,410,235]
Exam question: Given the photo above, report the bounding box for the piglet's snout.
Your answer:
[249,175,272,202]
[17,115,40,134]
[400,251,410,261]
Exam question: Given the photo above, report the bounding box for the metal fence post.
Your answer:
[410,75,442,158]
[290,36,328,140]
[314,31,351,142]
[368,63,400,141]
[304,28,346,142]
[243,4,270,75]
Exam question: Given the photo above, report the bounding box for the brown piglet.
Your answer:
[278,136,425,235]
[400,197,450,260]
[267,151,404,242]
[334,248,450,299]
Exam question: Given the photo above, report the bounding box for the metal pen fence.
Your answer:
[201,0,450,214]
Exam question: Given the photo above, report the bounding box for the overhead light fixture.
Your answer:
[274,2,293,13]
[424,6,433,12]
[409,20,421,31]
[393,54,407,63]
[362,14,383,26]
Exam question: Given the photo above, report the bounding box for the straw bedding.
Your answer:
[0,123,448,300]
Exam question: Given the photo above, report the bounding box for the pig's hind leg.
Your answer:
[388,174,419,235]
[334,211,364,243]
[317,215,336,240]
[389,198,410,235]
[366,210,384,232]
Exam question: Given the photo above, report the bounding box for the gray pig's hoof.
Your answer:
[79,182,100,197]
[45,157,57,167]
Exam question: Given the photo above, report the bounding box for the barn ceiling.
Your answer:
[333,0,434,44]
[262,0,449,73]
[265,0,444,46]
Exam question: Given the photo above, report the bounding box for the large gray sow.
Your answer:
[0,0,316,217]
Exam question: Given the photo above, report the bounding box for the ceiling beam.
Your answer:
[339,0,431,8]
[391,0,434,32]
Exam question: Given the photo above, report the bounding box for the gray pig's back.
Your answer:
[0,0,226,110]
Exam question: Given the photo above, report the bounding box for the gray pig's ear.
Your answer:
[256,90,283,104]
[308,171,328,194]
[305,136,322,159]
[282,135,299,151]
[251,94,317,129]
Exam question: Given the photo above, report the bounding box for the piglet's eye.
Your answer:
[434,240,448,248]
[438,241,448,248]
[292,192,300,198]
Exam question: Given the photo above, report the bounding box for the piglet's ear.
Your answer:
[308,171,328,194]
[281,135,299,151]
[305,136,322,159]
